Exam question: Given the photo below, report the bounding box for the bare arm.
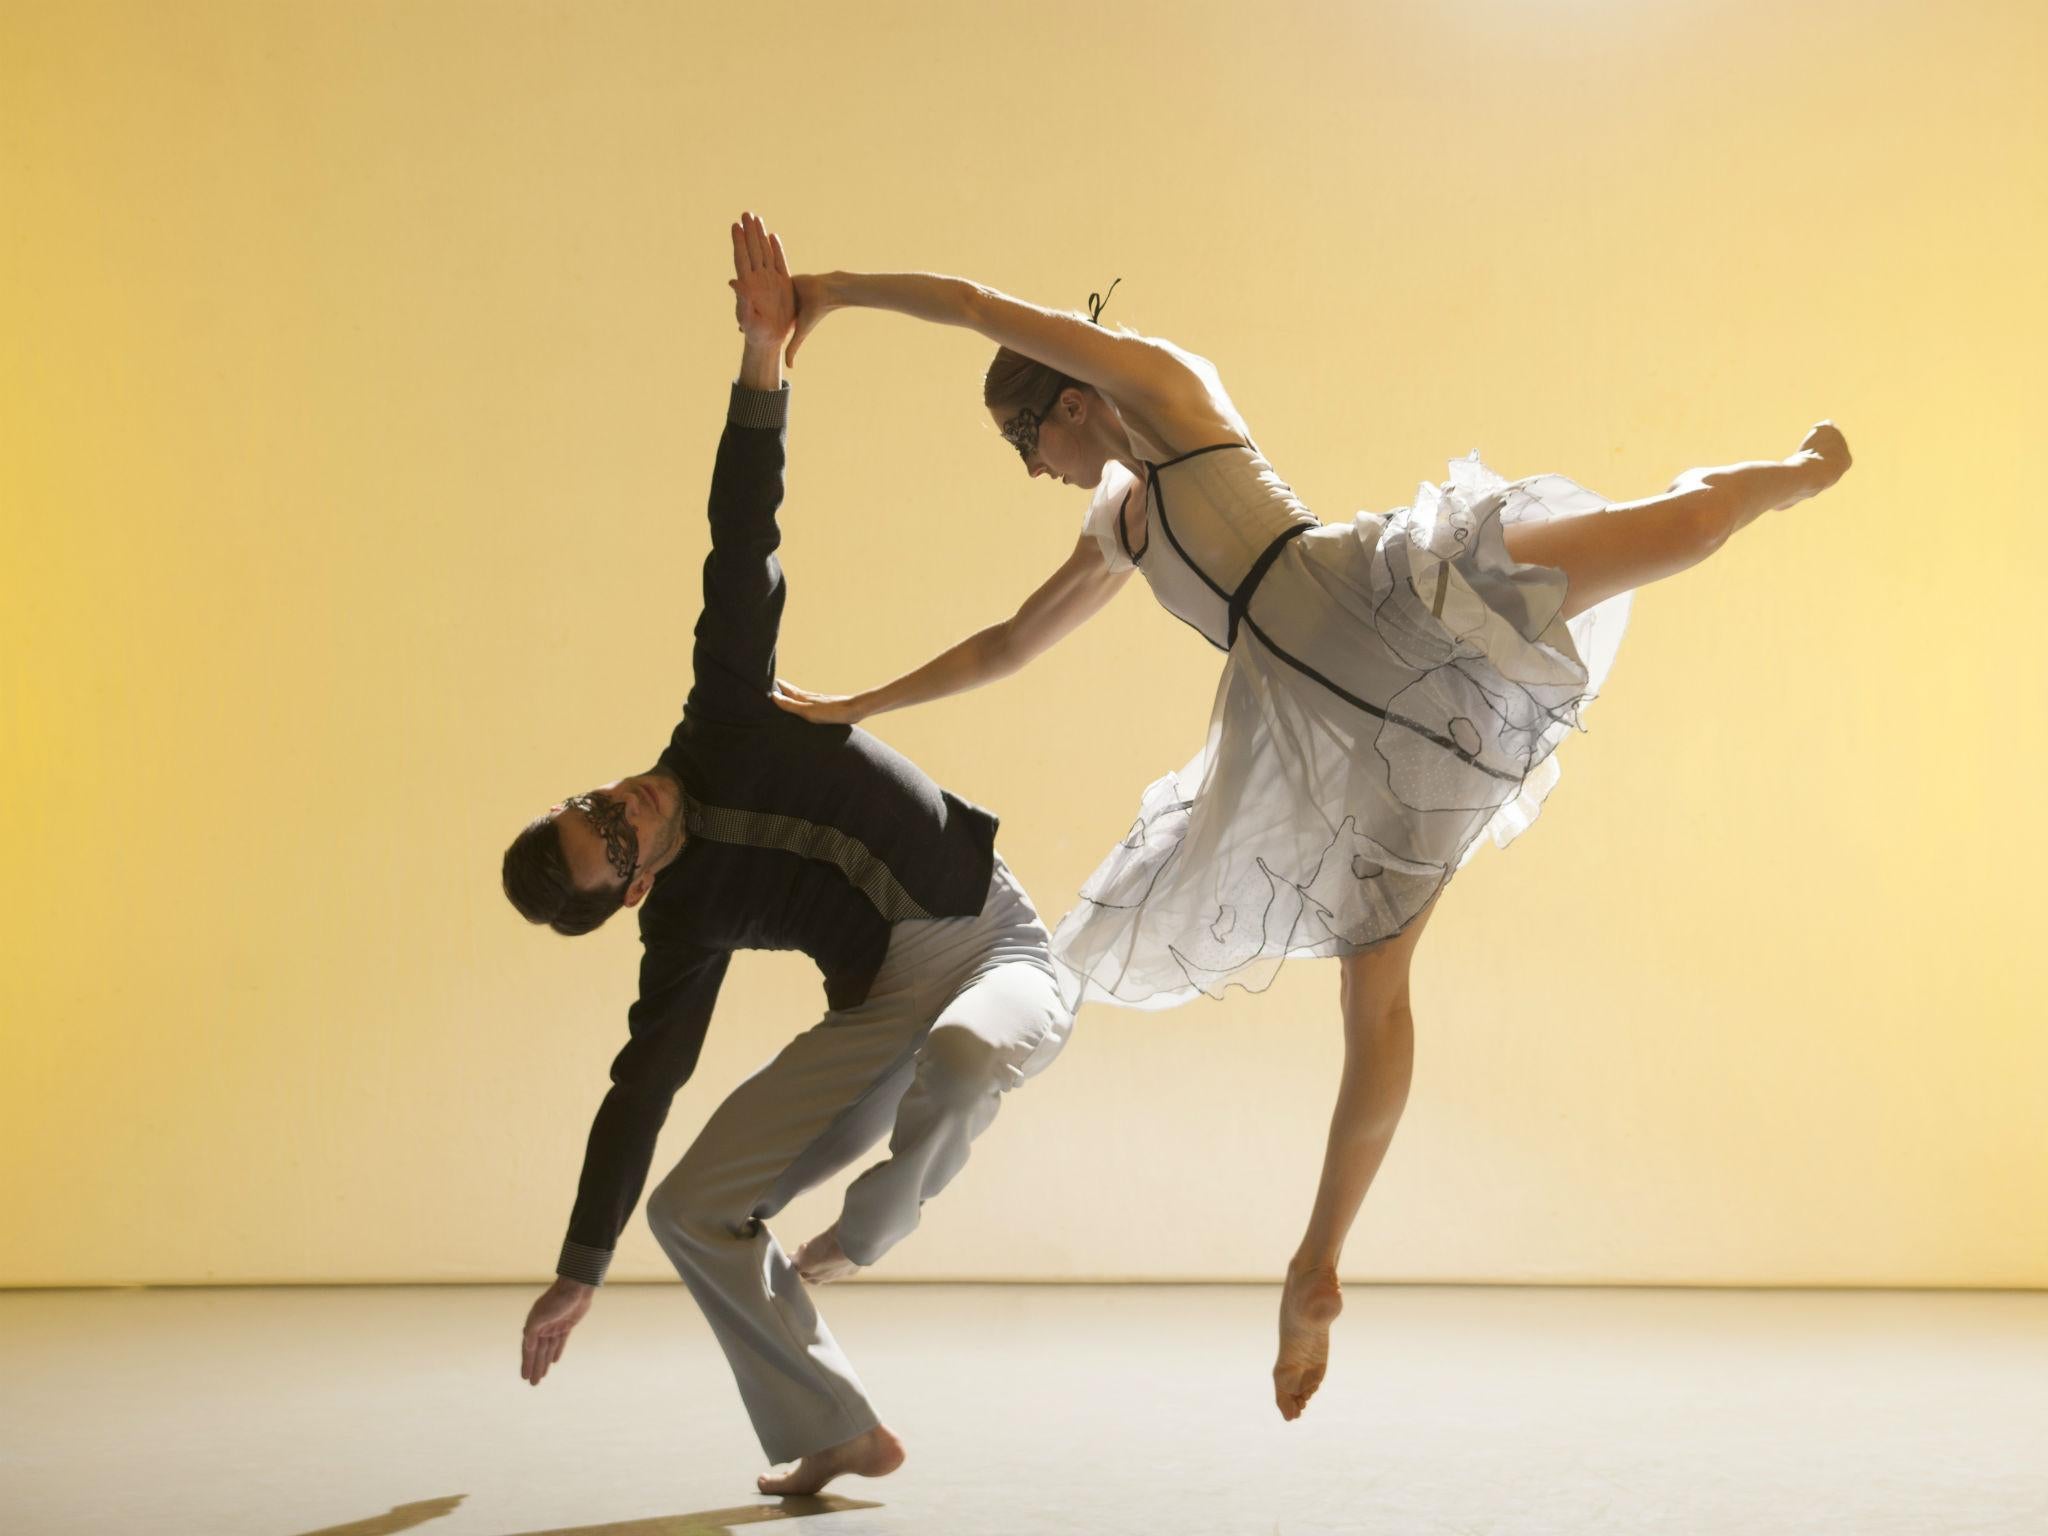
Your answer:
[788,270,1210,423]
[774,533,1131,726]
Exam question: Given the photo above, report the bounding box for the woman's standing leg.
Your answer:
[1274,899,1438,1421]
[1502,421,1852,620]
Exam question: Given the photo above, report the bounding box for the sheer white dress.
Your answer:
[1048,441,1632,1009]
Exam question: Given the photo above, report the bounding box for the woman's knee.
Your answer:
[1340,937,1417,1004]
[1692,502,1740,560]
[1345,988,1413,1034]
[1667,479,1742,558]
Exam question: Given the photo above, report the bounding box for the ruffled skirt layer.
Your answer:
[1050,455,1632,1010]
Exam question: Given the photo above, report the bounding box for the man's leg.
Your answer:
[837,962,1070,1265]
[808,858,1074,1273]
[644,976,939,1467]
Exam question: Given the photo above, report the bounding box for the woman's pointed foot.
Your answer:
[1273,1261,1344,1421]
[757,1424,905,1496]
[1666,422,1852,517]
[1778,420,1852,506]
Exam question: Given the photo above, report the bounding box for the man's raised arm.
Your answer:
[687,213,798,725]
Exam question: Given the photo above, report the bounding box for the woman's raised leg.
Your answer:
[1274,898,1438,1421]
[1502,421,1852,620]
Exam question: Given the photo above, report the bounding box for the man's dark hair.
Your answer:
[502,815,627,936]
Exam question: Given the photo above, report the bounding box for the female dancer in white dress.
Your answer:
[768,269,1852,1420]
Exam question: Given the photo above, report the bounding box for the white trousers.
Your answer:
[644,854,1071,1463]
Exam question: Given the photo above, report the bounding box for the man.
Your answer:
[499,213,1071,1495]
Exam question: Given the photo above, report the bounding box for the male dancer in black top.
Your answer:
[500,214,1071,1495]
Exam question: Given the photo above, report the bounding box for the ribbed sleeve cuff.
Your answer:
[728,380,790,430]
[556,1239,613,1286]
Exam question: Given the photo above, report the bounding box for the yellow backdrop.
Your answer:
[4,0,2042,1288]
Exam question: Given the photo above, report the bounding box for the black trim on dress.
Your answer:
[1140,441,1526,779]
[1227,521,1313,649]
[1238,615,1523,784]
[1115,489,1147,564]
[1172,611,1229,653]
[1153,441,1252,469]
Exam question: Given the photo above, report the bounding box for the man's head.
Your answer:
[501,769,687,936]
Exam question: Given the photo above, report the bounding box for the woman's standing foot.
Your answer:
[1273,1261,1344,1421]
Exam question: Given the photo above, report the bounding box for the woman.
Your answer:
[767,268,1851,1420]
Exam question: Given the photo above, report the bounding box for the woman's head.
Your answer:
[984,347,1113,489]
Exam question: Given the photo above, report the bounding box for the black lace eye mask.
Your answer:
[1000,372,1074,462]
[998,402,1050,461]
[563,792,639,883]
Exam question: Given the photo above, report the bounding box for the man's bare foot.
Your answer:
[793,1224,861,1285]
[1779,420,1852,505]
[1273,1261,1344,1422]
[757,1424,906,1496]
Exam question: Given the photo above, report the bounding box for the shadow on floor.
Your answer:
[291,1495,881,1536]
[504,1499,882,1536]
[293,1499,469,1536]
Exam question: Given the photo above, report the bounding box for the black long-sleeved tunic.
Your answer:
[556,381,998,1285]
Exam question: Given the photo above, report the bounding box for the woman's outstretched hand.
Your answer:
[785,273,840,367]
[773,677,870,726]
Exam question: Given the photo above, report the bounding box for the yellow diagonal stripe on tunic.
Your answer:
[683,796,934,922]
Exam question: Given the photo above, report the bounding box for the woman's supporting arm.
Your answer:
[773,533,1131,725]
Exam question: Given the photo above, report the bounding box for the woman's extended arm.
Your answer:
[788,271,1201,417]
[773,533,1131,726]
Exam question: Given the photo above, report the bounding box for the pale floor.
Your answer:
[3,1285,2044,1536]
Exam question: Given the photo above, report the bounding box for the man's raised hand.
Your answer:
[729,211,795,349]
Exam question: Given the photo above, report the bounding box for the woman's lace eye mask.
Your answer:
[999,405,1047,461]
